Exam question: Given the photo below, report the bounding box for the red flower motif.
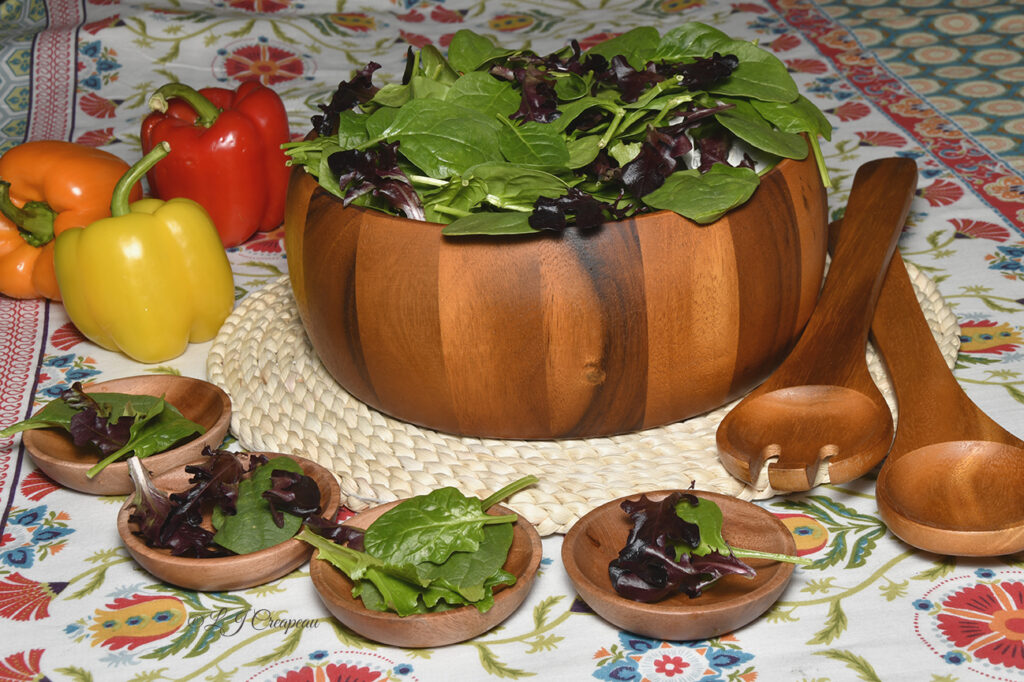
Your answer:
[732,3,768,13]
[74,128,116,147]
[243,235,283,253]
[223,43,305,85]
[79,92,119,119]
[279,663,382,682]
[51,322,87,350]
[82,14,122,34]
[439,33,455,48]
[431,6,463,23]
[19,471,59,502]
[833,101,870,122]
[770,34,801,52]
[918,178,964,208]
[225,0,293,11]
[937,581,1024,670]
[0,574,68,621]
[653,654,690,677]
[324,663,381,681]
[394,9,425,22]
[399,29,433,48]
[951,219,1011,242]
[579,32,622,51]
[855,130,907,148]
[785,58,827,74]
[0,649,44,682]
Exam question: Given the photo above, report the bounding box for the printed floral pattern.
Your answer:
[253,650,419,681]
[594,634,756,681]
[87,594,187,651]
[916,571,1024,679]
[0,507,74,572]
[0,574,67,621]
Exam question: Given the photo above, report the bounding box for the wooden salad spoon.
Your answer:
[716,157,918,491]
[871,251,1024,556]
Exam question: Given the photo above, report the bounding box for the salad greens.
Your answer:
[299,475,537,616]
[284,24,831,235]
[126,448,329,557]
[609,492,808,603]
[0,382,205,478]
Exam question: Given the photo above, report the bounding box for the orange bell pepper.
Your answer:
[0,141,140,300]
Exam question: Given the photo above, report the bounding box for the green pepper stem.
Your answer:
[149,83,221,127]
[0,180,56,246]
[111,142,170,217]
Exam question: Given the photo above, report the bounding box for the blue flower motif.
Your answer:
[79,40,101,58]
[43,354,75,368]
[996,245,1024,258]
[64,368,101,383]
[991,260,1023,272]
[309,650,329,661]
[11,506,47,526]
[974,568,996,579]
[31,525,75,543]
[393,663,414,676]
[96,58,120,73]
[706,647,754,670]
[943,650,966,665]
[913,599,933,611]
[80,75,102,90]
[38,385,68,400]
[0,547,34,569]
[64,623,84,636]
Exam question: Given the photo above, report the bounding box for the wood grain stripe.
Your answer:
[562,225,648,436]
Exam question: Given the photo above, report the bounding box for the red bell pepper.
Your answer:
[140,82,291,247]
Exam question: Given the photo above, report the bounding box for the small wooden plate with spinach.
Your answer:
[117,452,342,592]
[308,496,542,648]
[11,375,231,495]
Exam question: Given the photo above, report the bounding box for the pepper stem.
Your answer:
[148,83,221,127]
[111,142,170,217]
[0,180,56,247]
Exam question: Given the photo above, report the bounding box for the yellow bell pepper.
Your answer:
[54,142,235,364]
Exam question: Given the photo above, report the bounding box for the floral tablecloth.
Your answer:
[2,1,1023,680]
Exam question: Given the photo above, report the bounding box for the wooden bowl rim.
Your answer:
[117,452,342,584]
[22,375,231,495]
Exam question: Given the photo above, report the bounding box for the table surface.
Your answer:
[2,1,1023,680]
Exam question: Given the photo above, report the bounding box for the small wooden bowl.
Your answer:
[562,490,796,641]
[23,375,231,495]
[117,452,341,591]
[309,500,543,647]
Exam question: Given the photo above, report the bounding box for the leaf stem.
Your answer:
[480,475,538,510]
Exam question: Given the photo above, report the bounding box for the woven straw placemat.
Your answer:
[207,262,959,536]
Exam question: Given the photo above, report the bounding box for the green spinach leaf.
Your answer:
[363,486,517,565]
[211,457,305,555]
[643,164,759,224]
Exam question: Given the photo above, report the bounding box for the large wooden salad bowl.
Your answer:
[284,150,827,439]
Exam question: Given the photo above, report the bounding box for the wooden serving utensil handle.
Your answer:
[870,250,1024,454]
[766,158,918,387]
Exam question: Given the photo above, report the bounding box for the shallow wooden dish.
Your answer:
[117,452,341,591]
[23,375,231,495]
[562,490,796,641]
[309,500,543,648]
[285,143,828,439]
